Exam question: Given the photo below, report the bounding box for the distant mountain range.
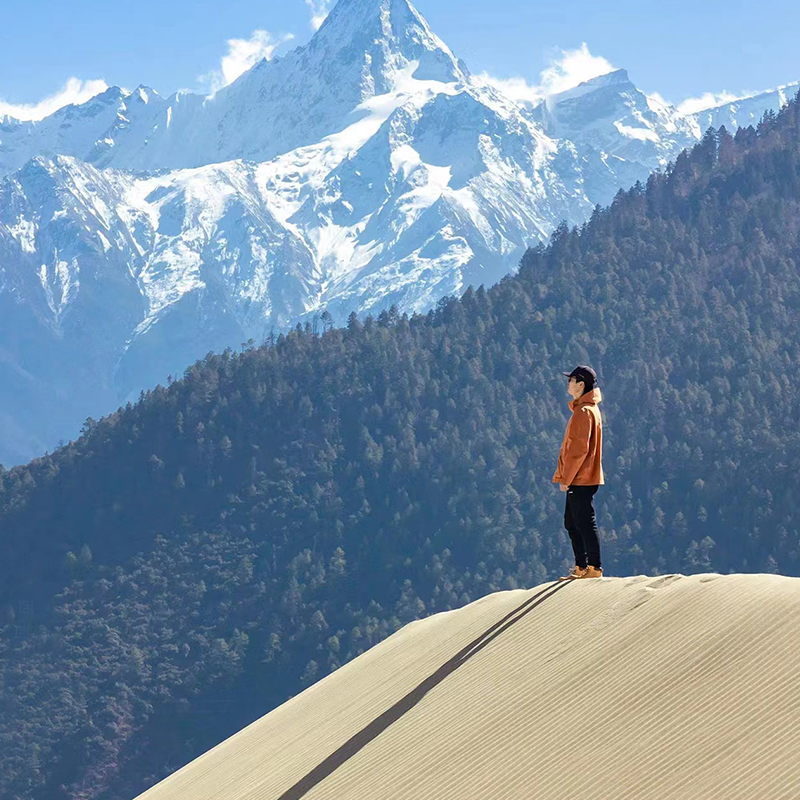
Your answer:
[0,0,796,466]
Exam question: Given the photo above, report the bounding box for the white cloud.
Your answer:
[477,43,616,107]
[676,90,750,116]
[475,74,545,106]
[0,78,109,122]
[199,29,295,96]
[305,0,333,31]
[538,43,616,95]
[645,91,671,109]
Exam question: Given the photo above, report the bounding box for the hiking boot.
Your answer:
[558,564,588,581]
[581,566,604,579]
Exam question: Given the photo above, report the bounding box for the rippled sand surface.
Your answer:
[135,573,800,800]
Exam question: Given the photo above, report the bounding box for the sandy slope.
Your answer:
[134,573,800,799]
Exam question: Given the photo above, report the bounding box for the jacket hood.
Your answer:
[568,386,603,411]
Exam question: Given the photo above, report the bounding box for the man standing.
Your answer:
[552,365,605,580]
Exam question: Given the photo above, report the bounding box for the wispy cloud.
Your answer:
[645,91,671,109]
[305,0,333,31]
[539,43,616,95]
[477,43,616,106]
[199,29,295,96]
[676,90,750,116]
[476,74,545,106]
[0,78,109,122]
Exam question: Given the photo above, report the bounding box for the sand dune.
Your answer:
[134,573,800,799]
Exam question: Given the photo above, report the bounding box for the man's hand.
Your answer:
[560,484,569,492]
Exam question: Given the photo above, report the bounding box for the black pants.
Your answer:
[564,485,602,569]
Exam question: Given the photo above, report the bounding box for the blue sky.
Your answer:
[1,0,798,119]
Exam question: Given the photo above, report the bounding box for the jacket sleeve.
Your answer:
[558,408,593,486]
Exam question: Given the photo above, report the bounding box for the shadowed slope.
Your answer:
[134,573,800,799]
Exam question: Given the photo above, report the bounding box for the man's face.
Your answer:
[567,376,585,399]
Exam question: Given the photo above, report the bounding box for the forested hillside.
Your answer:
[1,92,799,800]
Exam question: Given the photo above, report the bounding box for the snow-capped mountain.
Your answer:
[531,70,692,164]
[527,69,698,207]
[526,70,798,207]
[0,85,168,177]
[0,0,469,175]
[0,0,795,466]
[688,82,799,136]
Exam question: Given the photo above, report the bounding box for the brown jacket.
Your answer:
[552,387,604,486]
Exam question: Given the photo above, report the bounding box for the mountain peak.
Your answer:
[548,68,633,105]
[305,0,464,86]
[183,0,467,166]
[129,84,160,104]
[588,67,630,85]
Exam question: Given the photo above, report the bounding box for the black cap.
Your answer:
[561,365,598,387]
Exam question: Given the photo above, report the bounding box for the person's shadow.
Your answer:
[277,579,572,799]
